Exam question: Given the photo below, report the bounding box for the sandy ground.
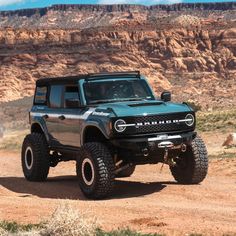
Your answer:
[0,149,236,236]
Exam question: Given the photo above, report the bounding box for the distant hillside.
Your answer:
[0,2,235,113]
[0,2,235,29]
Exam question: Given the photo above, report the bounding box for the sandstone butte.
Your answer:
[0,2,235,110]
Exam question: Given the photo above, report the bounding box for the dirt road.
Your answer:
[0,151,235,236]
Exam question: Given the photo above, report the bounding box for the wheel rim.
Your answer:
[81,158,95,186]
[25,146,34,170]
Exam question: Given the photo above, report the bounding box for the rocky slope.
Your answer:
[0,2,235,116]
[0,2,235,29]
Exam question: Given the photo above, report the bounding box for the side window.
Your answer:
[49,85,63,108]
[64,85,80,108]
[34,86,47,105]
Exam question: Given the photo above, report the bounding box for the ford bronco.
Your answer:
[21,71,208,199]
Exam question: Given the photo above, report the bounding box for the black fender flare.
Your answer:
[81,124,109,145]
[31,121,50,143]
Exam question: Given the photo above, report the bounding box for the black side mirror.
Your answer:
[161,91,171,102]
[65,98,80,108]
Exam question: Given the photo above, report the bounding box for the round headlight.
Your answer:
[114,119,126,132]
[185,114,195,126]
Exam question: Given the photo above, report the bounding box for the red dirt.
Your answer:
[0,150,235,236]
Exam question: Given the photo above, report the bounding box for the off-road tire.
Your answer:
[76,142,115,199]
[170,136,208,184]
[21,133,50,181]
[116,165,136,178]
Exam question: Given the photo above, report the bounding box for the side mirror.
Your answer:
[161,91,171,102]
[65,98,80,108]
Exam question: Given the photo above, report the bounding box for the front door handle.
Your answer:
[42,114,49,119]
[58,115,66,120]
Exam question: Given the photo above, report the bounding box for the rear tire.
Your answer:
[116,165,136,178]
[76,142,115,199]
[21,133,50,181]
[170,136,208,184]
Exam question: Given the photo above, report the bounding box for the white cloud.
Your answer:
[98,0,183,4]
[0,0,25,7]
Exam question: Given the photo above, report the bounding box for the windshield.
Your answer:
[84,79,155,105]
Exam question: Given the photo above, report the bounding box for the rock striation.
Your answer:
[0,2,235,29]
[0,2,235,111]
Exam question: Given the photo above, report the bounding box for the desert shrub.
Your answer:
[40,203,97,236]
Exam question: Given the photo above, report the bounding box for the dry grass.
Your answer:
[209,151,236,159]
[197,109,236,132]
[0,228,7,236]
[0,203,161,235]
[0,130,28,151]
[0,203,98,236]
[40,203,98,236]
[0,221,42,236]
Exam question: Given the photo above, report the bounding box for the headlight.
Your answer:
[114,119,126,132]
[185,114,195,126]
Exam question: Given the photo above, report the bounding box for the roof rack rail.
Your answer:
[85,71,141,81]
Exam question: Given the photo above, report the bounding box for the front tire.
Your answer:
[76,142,115,199]
[170,136,208,184]
[21,133,50,181]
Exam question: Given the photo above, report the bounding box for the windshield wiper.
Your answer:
[122,98,147,102]
[89,99,120,104]
[89,98,148,105]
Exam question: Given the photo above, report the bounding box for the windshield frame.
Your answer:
[83,78,156,105]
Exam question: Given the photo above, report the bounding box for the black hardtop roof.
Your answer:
[36,75,85,86]
[36,71,141,86]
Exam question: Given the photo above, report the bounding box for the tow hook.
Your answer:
[163,148,176,167]
[158,141,177,170]
[142,148,149,157]
[181,144,187,152]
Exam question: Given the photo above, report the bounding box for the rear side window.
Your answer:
[64,85,80,108]
[49,85,63,108]
[34,86,47,105]
[64,86,79,100]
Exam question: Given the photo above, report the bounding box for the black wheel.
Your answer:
[116,165,136,178]
[21,133,50,181]
[170,136,208,184]
[76,142,115,199]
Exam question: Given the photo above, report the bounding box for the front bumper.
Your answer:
[111,131,196,154]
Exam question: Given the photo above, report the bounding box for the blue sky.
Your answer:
[0,0,235,11]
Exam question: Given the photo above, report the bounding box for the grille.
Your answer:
[114,112,195,135]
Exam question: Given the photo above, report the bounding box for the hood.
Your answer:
[97,100,193,117]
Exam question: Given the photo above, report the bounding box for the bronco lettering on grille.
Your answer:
[119,118,191,128]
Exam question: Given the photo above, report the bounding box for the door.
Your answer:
[56,84,81,147]
[46,84,64,146]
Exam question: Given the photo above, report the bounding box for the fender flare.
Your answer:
[31,121,50,143]
[81,124,109,145]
